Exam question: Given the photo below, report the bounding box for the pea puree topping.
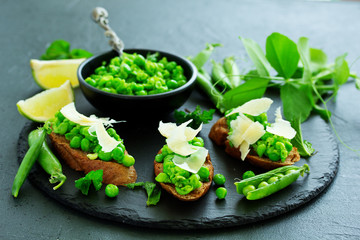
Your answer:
[155,139,210,195]
[85,52,187,96]
[226,98,296,162]
[46,104,134,167]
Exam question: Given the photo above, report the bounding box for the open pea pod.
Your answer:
[234,164,309,200]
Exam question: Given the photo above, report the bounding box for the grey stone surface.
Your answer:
[2,0,360,239]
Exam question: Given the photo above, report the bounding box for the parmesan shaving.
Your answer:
[60,102,119,127]
[226,97,273,117]
[158,120,202,156]
[172,147,208,173]
[266,107,296,139]
[95,123,121,153]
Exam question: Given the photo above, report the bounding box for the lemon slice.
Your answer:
[17,80,74,122]
[30,58,85,89]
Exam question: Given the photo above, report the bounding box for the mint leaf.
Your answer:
[41,40,70,60]
[125,182,161,206]
[174,105,215,129]
[143,182,161,206]
[75,169,103,195]
[266,32,300,79]
[70,49,93,59]
[40,39,93,60]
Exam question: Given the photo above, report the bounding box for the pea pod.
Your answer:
[234,164,310,200]
[28,129,66,190]
[12,128,46,197]
[211,60,233,90]
[191,43,222,69]
[223,56,241,88]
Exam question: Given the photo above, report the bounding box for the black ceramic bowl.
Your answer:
[77,49,197,119]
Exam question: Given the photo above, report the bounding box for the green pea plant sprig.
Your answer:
[189,32,360,156]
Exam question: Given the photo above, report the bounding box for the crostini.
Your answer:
[154,120,214,201]
[46,102,137,185]
[209,98,300,170]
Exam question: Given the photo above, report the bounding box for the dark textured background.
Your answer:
[1,0,360,239]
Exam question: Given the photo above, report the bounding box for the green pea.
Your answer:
[163,155,174,163]
[166,79,178,89]
[267,176,279,184]
[70,136,81,149]
[98,151,112,161]
[134,54,146,67]
[178,79,187,85]
[155,172,171,183]
[188,174,201,188]
[197,166,210,181]
[216,187,227,200]
[275,142,286,151]
[106,128,116,137]
[80,138,90,152]
[55,122,69,135]
[256,143,266,158]
[85,78,97,87]
[87,153,98,160]
[155,153,164,163]
[105,184,119,198]
[55,111,65,122]
[285,169,297,175]
[268,149,280,161]
[112,147,124,163]
[175,185,193,195]
[213,174,226,185]
[242,171,255,179]
[135,90,147,96]
[166,61,177,71]
[258,181,269,188]
[275,173,285,179]
[285,141,293,152]
[122,155,135,167]
[242,185,256,196]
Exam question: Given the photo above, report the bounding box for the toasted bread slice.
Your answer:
[209,117,300,170]
[49,132,137,186]
[154,150,214,201]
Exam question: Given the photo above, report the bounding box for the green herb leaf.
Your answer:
[41,40,70,60]
[125,182,161,206]
[222,77,269,110]
[310,48,328,73]
[265,32,300,79]
[143,182,161,206]
[297,37,312,83]
[290,118,315,157]
[333,53,350,86]
[174,105,215,129]
[280,82,313,123]
[70,49,93,59]
[240,36,271,77]
[40,39,93,60]
[75,169,103,195]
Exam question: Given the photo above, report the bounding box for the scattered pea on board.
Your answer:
[234,164,310,200]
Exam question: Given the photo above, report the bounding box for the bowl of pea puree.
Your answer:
[77,49,197,119]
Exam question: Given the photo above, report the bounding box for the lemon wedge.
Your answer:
[17,80,74,122]
[30,58,85,89]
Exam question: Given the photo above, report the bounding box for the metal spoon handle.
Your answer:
[92,7,124,56]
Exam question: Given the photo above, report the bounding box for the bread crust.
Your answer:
[49,132,137,186]
[209,117,300,170]
[154,150,214,201]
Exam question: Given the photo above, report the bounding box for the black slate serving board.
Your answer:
[17,90,339,229]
